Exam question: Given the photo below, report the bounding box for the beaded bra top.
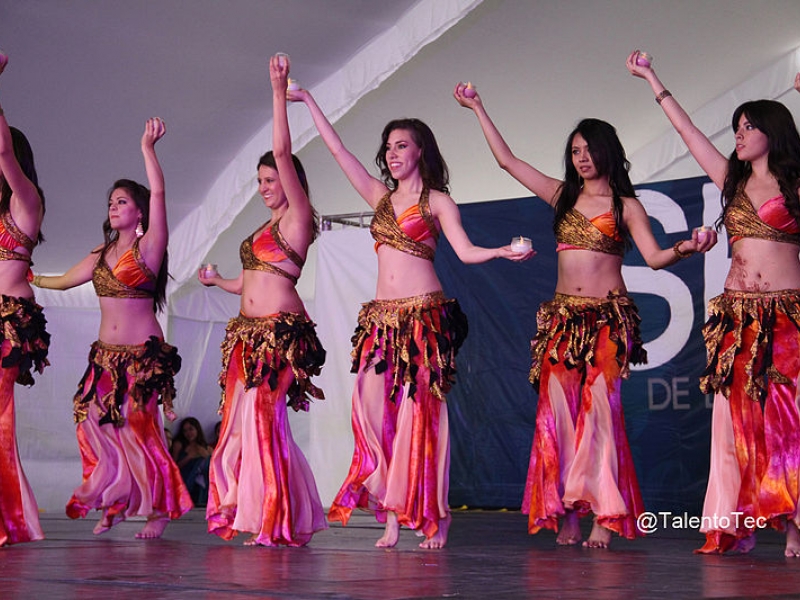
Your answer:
[93,239,157,299]
[0,210,35,263]
[725,187,800,246]
[555,208,625,256]
[370,188,438,261]
[240,219,304,284]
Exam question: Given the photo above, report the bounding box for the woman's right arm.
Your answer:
[626,50,728,189]
[33,251,97,290]
[289,87,387,207]
[198,268,243,295]
[453,82,562,205]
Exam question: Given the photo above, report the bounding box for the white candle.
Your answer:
[287,78,300,91]
[694,226,712,242]
[202,263,218,278]
[275,52,289,68]
[636,51,653,68]
[510,236,532,253]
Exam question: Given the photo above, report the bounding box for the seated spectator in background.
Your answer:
[171,417,212,507]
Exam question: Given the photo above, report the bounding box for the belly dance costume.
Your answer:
[522,208,646,539]
[0,211,50,546]
[697,189,800,553]
[206,219,327,546]
[327,188,468,540]
[66,239,191,524]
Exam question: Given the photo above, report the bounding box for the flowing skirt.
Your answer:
[66,337,192,522]
[206,312,327,546]
[523,292,647,539]
[0,295,50,546]
[327,292,468,540]
[697,289,800,553]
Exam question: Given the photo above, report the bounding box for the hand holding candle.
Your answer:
[463,82,477,98]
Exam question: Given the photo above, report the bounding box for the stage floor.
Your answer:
[4,509,800,599]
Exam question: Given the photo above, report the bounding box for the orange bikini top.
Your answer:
[0,210,35,264]
[370,188,439,261]
[93,239,157,299]
[725,188,800,246]
[556,208,624,256]
[239,219,304,284]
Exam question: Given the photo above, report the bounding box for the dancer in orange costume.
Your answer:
[630,52,800,556]
[34,117,191,539]
[0,52,50,547]
[454,82,716,548]
[292,85,530,549]
[201,54,326,547]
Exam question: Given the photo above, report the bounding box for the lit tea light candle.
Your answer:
[287,78,300,91]
[510,236,532,253]
[636,51,653,68]
[694,225,712,242]
[463,82,477,98]
[202,263,218,278]
[275,52,289,68]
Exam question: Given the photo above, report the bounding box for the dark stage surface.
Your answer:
[4,509,800,599]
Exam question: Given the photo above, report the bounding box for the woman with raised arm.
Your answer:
[629,52,800,557]
[291,85,530,550]
[200,55,326,547]
[33,117,192,539]
[454,83,716,548]
[0,53,50,547]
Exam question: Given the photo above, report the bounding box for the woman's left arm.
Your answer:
[432,192,533,264]
[625,196,716,269]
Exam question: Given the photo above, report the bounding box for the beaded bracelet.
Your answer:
[673,240,693,259]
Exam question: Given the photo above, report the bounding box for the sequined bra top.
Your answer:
[240,219,304,285]
[725,187,800,246]
[555,208,625,256]
[0,210,36,263]
[370,188,439,261]
[93,239,157,299]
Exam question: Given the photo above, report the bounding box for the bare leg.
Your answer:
[556,509,582,545]
[785,522,800,557]
[376,512,400,548]
[420,513,451,549]
[135,513,169,539]
[582,518,612,549]
[93,509,124,535]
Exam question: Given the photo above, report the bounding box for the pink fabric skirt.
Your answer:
[66,340,192,522]
[697,290,800,553]
[523,293,646,539]
[328,293,467,540]
[207,314,327,546]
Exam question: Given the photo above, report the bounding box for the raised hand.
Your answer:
[142,117,166,148]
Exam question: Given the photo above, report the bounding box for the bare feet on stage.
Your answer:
[785,522,800,557]
[376,512,400,548]
[135,514,169,539]
[420,513,451,549]
[93,510,124,535]
[583,519,612,549]
[556,510,582,546]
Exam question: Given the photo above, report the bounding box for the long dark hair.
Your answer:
[258,151,320,240]
[98,179,168,312]
[173,417,209,449]
[720,100,800,227]
[0,127,45,243]
[375,118,450,194]
[553,118,635,243]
